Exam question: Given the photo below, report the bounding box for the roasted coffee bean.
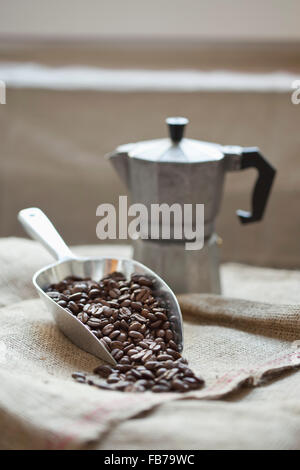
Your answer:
[120,319,129,330]
[77,312,89,324]
[141,350,153,363]
[152,385,169,393]
[131,351,146,361]
[150,320,162,329]
[157,354,173,361]
[171,379,188,392]
[110,340,124,350]
[128,330,144,341]
[109,288,121,299]
[107,374,119,384]
[168,340,178,351]
[117,331,127,342]
[164,360,175,369]
[102,324,114,336]
[145,361,159,370]
[154,312,168,321]
[135,289,149,302]
[89,288,101,299]
[116,364,132,372]
[48,272,204,394]
[101,336,112,347]
[128,348,138,356]
[112,349,124,361]
[93,365,112,378]
[102,306,113,317]
[129,321,142,331]
[72,372,86,381]
[131,302,142,311]
[140,370,154,380]
[156,329,165,338]
[165,329,174,341]
[156,367,167,376]
[109,329,121,340]
[166,348,181,359]
[147,312,157,322]
[119,356,131,365]
[133,313,147,323]
[87,318,103,328]
[131,369,142,379]
[69,292,83,302]
[68,301,80,314]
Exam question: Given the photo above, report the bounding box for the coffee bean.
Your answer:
[109,288,121,299]
[145,361,159,370]
[119,294,130,302]
[172,379,188,392]
[120,319,129,330]
[165,329,174,341]
[128,349,138,356]
[140,370,154,380]
[110,341,124,350]
[131,302,142,311]
[129,321,142,331]
[157,354,173,361]
[156,367,167,376]
[68,301,80,314]
[115,364,132,372]
[152,385,169,393]
[77,312,89,324]
[72,372,86,381]
[117,331,127,342]
[69,292,82,302]
[154,312,168,321]
[131,369,142,379]
[147,312,157,322]
[131,351,145,361]
[156,329,165,338]
[93,365,112,378]
[141,350,153,363]
[48,272,204,394]
[102,324,114,336]
[89,288,101,299]
[107,374,119,384]
[136,289,149,302]
[112,349,124,361]
[87,318,103,328]
[102,306,113,317]
[166,348,181,359]
[128,331,144,341]
[133,313,147,323]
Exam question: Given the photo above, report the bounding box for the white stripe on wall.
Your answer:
[0,62,298,92]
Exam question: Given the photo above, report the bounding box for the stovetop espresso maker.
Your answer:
[108,117,276,294]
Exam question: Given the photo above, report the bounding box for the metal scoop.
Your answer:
[18,208,183,365]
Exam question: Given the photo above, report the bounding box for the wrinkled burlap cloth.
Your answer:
[1,237,300,450]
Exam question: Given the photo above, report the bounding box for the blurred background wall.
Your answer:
[0,0,299,41]
[0,0,299,267]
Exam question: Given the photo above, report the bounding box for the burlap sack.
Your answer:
[1,237,300,450]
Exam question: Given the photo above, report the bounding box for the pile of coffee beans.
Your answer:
[46,271,204,393]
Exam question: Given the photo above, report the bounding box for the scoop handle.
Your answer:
[18,207,74,261]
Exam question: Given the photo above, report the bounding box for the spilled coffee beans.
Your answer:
[46,271,204,393]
